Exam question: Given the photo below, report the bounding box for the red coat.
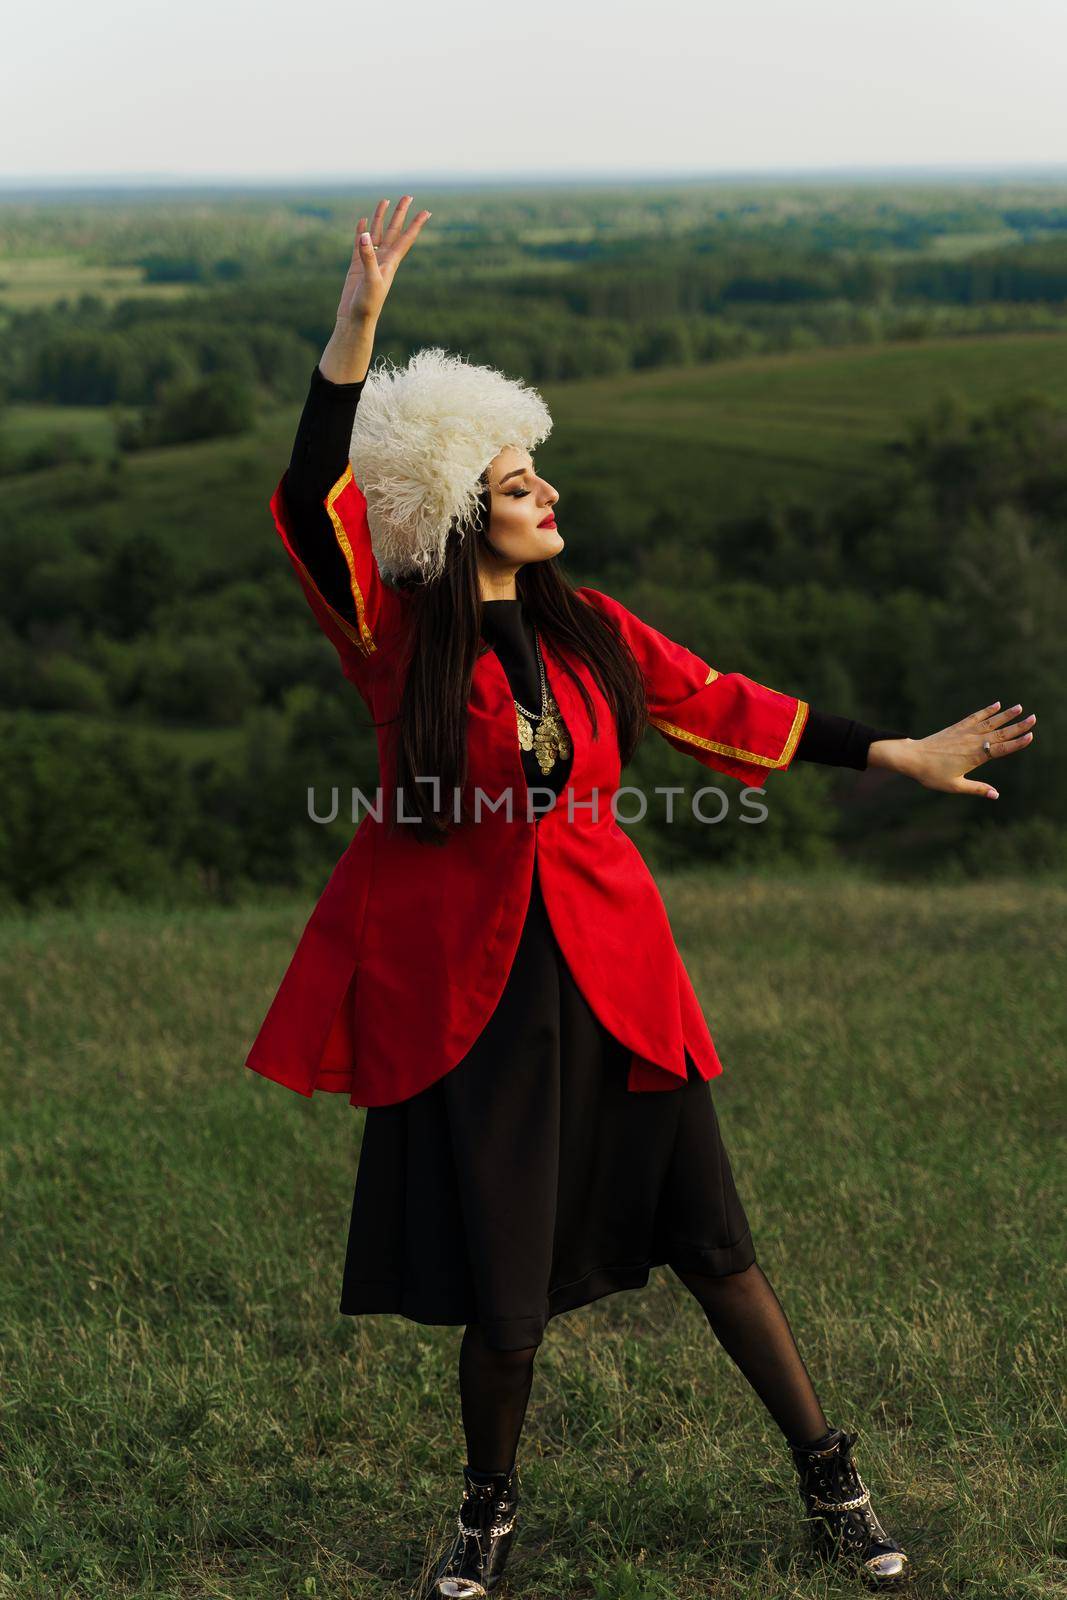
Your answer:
[245,463,811,1107]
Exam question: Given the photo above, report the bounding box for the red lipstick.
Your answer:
[538,514,557,529]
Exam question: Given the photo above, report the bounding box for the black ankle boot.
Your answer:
[790,1426,910,1589]
[421,1462,520,1598]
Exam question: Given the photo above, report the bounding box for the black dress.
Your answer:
[283,363,907,1353]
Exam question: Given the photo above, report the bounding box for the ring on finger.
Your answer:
[983,738,992,755]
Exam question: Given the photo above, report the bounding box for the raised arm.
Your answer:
[269,197,432,678]
[280,363,370,635]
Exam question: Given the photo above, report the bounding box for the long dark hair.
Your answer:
[388,482,647,844]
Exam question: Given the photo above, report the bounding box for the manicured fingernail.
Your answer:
[987,789,999,799]
[360,232,371,243]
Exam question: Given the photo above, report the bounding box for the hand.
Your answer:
[336,195,432,327]
[873,700,1037,799]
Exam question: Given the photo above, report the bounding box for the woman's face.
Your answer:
[480,446,563,575]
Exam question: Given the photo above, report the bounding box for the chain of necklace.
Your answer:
[512,630,572,777]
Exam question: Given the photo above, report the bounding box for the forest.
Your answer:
[1,178,1065,906]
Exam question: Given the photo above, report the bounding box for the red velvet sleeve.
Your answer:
[269,462,411,684]
[577,585,810,786]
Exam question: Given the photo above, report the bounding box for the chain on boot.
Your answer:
[421,1462,520,1599]
[790,1426,910,1589]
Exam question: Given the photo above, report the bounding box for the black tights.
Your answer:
[671,1259,831,1448]
[459,1260,830,1473]
[459,1323,538,1476]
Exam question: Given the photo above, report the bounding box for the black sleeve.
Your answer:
[280,362,367,619]
[795,709,909,770]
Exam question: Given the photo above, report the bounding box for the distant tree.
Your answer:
[23,553,104,627]
[102,535,179,639]
[0,713,195,907]
[930,502,1066,827]
[18,430,97,473]
[245,327,318,398]
[121,328,198,402]
[137,254,206,283]
[29,332,137,404]
[0,622,33,709]
[137,635,257,725]
[30,655,110,714]
[141,373,255,447]
[634,318,694,368]
[189,328,259,384]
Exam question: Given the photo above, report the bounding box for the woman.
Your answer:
[245,196,1035,1597]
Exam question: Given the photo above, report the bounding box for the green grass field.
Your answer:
[1,402,130,460]
[2,871,1063,1598]
[0,255,196,312]
[539,330,1067,518]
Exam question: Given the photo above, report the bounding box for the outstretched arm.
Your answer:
[577,585,810,784]
[577,587,1037,794]
[794,709,910,770]
[865,701,1036,799]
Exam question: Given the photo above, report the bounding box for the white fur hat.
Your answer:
[349,346,553,584]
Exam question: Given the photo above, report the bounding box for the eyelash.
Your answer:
[508,488,530,498]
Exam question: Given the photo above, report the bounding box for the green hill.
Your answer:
[539,330,1067,518]
[11,329,1067,555]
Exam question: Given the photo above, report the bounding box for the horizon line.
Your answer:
[3,160,1067,192]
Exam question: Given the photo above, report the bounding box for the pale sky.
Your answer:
[3,0,1066,181]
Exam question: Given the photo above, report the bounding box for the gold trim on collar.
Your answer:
[326,464,376,656]
[650,697,809,769]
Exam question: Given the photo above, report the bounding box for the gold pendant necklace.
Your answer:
[513,631,571,776]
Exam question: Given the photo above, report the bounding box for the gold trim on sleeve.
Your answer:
[290,553,369,652]
[649,697,809,769]
[705,666,720,684]
[326,464,376,655]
